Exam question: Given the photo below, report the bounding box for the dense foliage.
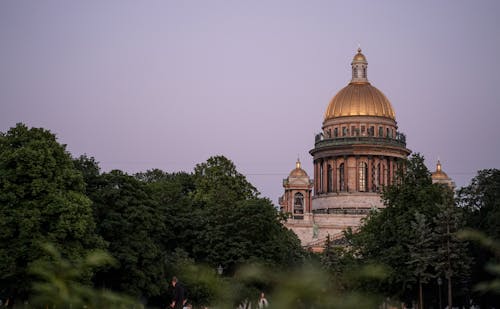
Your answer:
[1,124,499,308]
[342,154,471,308]
[0,124,104,302]
[458,169,500,306]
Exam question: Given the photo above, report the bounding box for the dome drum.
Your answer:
[310,141,410,159]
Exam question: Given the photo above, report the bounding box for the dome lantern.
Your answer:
[351,48,368,84]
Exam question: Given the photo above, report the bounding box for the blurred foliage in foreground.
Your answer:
[458,229,500,295]
[163,250,386,309]
[28,243,387,309]
[28,243,140,308]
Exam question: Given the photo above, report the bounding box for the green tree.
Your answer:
[433,200,471,309]
[90,170,166,299]
[197,197,304,272]
[193,155,259,205]
[30,243,139,308]
[73,154,101,195]
[0,124,103,301]
[406,212,437,309]
[348,154,457,304]
[458,169,500,306]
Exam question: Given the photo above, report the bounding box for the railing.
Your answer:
[313,208,372,215]
[314,133,407,148]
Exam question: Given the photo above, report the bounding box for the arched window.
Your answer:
[334,127,338,137]
[327,164,333,192]
[379,127,383,137]
[339,163,345,191]
[294,193,304,216]
[359,162,368,192]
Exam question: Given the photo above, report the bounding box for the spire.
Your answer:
[436,160,442,172]
[296,158,301,169]
[351,48,369,84]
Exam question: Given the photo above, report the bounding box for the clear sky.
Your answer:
[1,1,499,203]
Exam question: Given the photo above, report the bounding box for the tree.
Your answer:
[406,212,437,309]
[348,154,460,305]
[30,243,138,308]
[89,170,166,299]
[433,199,471,309]
[193,155,259,205]
[458,169,500,306]
[198,197,304,272]
[0,124,103,302]
[73,154,101,195]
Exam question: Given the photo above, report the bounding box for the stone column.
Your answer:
[368,156,373,192]
[314,161,319,195]
[355,156,360,192]
[332,157,337,193]
[322,159,328,194]
[344,156,349,192]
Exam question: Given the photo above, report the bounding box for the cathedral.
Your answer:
[279,49,454,251]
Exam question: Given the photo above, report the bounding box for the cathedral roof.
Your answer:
[324,48,396,121]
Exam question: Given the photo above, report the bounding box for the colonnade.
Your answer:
[313,156,401,195]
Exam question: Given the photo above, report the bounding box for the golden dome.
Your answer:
[324,83,396,120]
[324,48,396,121]
[431,160,450,180]
[289,159,309,178]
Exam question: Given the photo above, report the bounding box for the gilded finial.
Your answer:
[296,158,301,169]
[436,160,442,172]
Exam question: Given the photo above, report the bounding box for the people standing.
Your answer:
[257,292,269,308]
[170,276,186,309]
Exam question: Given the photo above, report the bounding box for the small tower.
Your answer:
[351,48,369,83]
[279,159,313,219]
[431,160,455,189]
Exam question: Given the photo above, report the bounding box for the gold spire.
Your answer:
[296,158,301,169]
[436,160,442,172]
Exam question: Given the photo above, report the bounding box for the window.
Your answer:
[294,192,304,215]
[386,128,390,138]
[342,127,347,136]
[369,126,374,136]
[334,128,338,137]
[379,127,383,137]
[359,162,368,192]
[351,126,356,136]
[339,163,345,191]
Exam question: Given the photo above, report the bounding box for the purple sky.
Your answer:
[1,1,499,204]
